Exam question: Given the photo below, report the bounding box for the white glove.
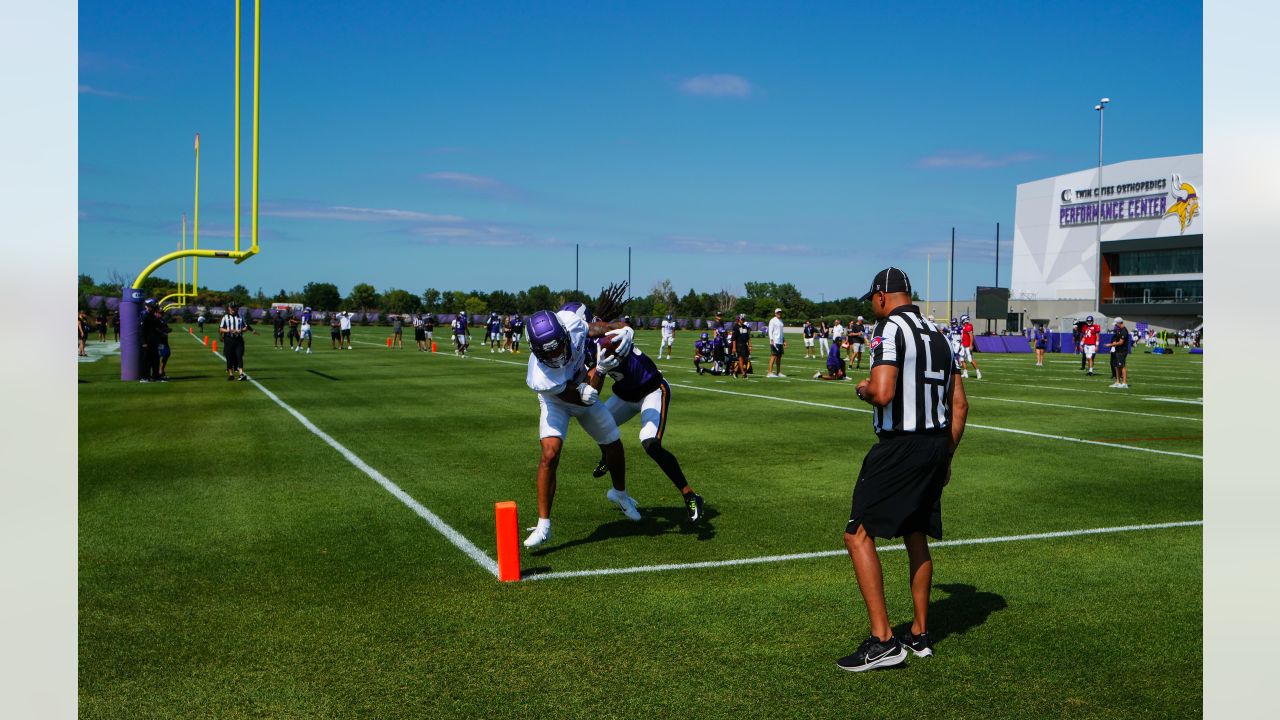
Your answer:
[578,382,599,405]
[604,326,635,355]
[595,352,621,372]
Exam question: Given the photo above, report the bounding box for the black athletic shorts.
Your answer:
[847,431,950,540]
[770,343,783,357]
[1111,351,1127,368]
[415,328,426,341]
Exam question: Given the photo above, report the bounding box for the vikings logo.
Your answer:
[1164,173,1199,233]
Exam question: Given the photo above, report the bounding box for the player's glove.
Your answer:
[595,352,621,372]
[578,382,599,405]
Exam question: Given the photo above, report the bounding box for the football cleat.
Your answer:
[592,459,608,479]
[606,488,641,521]
[523,525,551,548]
[685,493,705,522]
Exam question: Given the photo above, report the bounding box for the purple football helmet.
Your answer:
[560,301,588,324]
[529,310,572,368]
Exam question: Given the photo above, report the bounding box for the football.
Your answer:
[597,333,627,363]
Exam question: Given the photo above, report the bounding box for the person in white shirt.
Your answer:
[659,314,676,360]
[766,308,787,378]
[832,319,846,347]
[338,311,354,349]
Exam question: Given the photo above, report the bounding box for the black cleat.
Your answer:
[899,630,933,658]
[836,635,907,673]
[591,460,608,479]
[685,493,705,522]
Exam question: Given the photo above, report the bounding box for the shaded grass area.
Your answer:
[79,328,1201,718]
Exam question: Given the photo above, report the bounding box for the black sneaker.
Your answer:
[226,375,235,381]
[238,374,248,381]
[591,459,608,479]
[899,630,933,658]
[836,635,907,673]
[685,493,705,522]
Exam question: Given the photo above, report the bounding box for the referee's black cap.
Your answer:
[860,267,913,300]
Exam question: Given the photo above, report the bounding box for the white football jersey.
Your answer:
[661,319,674,337]
[526,310,589,396]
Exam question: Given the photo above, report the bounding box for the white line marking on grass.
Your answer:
[524,520,1203,581]
[1146,397,1204,405]
[195,335,500,577]
[421,349,1203,459]
[976,379,1198,400]
[666,382,1203,459]
[79,341,120,363]
[965,394,1201,422]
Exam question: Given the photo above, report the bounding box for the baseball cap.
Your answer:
[774,307,783,314]
[1114,317,1125,324]
[860,267,912,300]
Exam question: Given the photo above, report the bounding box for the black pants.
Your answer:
[225,335,245,372]
[142,344,161,380]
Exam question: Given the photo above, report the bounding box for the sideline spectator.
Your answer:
[78,311,89,357]
[1108,318,1131,389]
[339,311,353,349]
[155,307,172,380]
[766,308,787,378]
[802,319,816,359]
[393,314,404,349]
[272,311,286,349]
[111,311,120,342]
[848,317,867,369]
[732,313,752,378]
[96,312,107,342]
[1032,323,1049,366]
[330,312,342,349]
[818,320,831,358]
[287,312,300,349]
[139,300,165,381]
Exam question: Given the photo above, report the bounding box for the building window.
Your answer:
[1109,280,1202,304]
[1114,247,1202,276]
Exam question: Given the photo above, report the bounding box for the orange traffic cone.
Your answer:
[203,336,209,346]
[387,337,392,347]
[431,341,437,353]
[211,339,218,353]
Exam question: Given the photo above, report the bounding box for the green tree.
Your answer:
[525,285,554,313]
[649,279,676,317]
[382,288,422,314]
[677,289,705,318]
[274,289,289,302]
[463,295,489,317]
[302,282,341,311]
[444,290,468,314]
[226,284,251,306]
[422,287,441,311]
[346,283,380,312]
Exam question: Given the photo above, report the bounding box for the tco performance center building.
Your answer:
[1011,153,1202,331]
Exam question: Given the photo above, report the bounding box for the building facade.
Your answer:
[1011,153,1202,330]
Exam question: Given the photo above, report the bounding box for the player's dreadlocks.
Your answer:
[592,281,629,323]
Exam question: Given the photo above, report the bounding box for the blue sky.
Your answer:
[78,0,1202,304]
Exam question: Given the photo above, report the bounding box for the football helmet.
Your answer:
[529,310,572,368]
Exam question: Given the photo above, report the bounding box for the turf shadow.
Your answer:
[893,582,1008,645]
[306,369,341,381]
[530,505,720,557]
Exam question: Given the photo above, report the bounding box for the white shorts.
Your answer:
[538,394,621,444]
[456,334,468,346]
[300,326,312,339]
[851,343,864,353]
[957,346,973,362]
[603,381,669,443]
[803,338,814,347]
[661,335,674,347]
[1083,344,1097,358]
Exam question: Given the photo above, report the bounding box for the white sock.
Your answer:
[535,518,551,532]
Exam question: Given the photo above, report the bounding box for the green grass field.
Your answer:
[78,326,1202,719]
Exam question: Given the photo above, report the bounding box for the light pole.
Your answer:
[1094,97,1109,313]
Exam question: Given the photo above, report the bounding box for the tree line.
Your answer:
[78,275,887,323]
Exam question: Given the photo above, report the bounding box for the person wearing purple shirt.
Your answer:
[694,332,714,375]
[814,336,849,381]
[587,327,706,522]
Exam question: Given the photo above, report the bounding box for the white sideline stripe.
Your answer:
[666,383,1203,459]
[965,394,1201,422]
[194,334,500,577]
[524,520,1203,581]
[976,379,1198,400]
[1147,397,1204,405]
[415,347,1202,459]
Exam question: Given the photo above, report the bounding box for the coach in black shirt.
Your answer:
[836,267,969,673]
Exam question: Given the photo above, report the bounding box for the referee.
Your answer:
[837,267,969,673]
[219,303,256,381]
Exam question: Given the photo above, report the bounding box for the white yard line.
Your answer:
[964,394,1201,422]
[193,334,499,577]
[524,520,1203,581]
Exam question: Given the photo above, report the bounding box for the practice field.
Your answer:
[78,326,1202,719]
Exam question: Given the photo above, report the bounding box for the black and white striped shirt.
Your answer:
[220,313,247,335]
[869,304,960,434]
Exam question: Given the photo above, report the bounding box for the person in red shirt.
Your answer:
[957,314,982,379]
[1080,314,1102,376]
